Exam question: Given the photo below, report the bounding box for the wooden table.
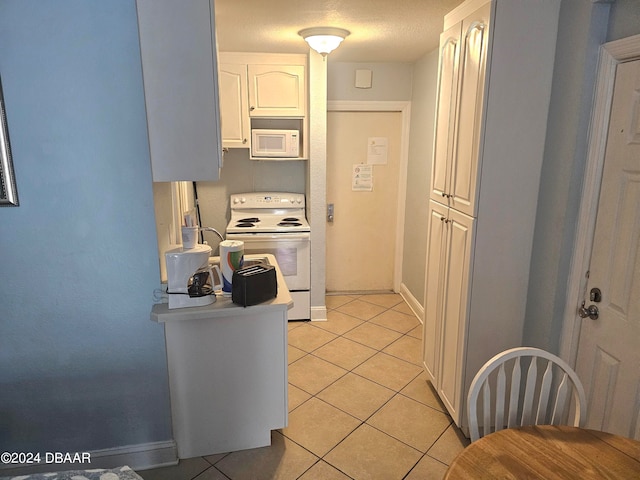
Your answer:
[445,425,640,479]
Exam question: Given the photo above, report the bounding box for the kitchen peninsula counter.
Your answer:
[150,253,290,459]
[150,254,293,322]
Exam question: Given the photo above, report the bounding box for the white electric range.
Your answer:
[226,192,310,320]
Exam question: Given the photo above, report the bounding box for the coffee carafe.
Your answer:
[165,244,222,309]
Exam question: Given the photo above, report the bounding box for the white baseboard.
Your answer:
[399,283,424,324]
[310,305,327,321]
[0,440,178,476]
[90,440,178,471]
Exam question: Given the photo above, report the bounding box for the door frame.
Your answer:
[560,34,640,365]
[326,100,411,292]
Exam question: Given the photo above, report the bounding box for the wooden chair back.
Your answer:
[467,347,587,442]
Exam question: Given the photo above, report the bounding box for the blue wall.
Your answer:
[0,0,172,453]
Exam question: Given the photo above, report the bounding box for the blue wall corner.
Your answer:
[0,0,172,452]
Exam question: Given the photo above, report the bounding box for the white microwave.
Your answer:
[251,129,299,158]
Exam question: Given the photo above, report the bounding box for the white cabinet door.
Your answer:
[219,64,250,148]
[422,200,475,425]
[437,208,475,422]
[431,24,462,205]
[136,0,222,181]
[423,201,449,383]
[449,2,491,217]
[430,2,491,217]
[248,65,305,117]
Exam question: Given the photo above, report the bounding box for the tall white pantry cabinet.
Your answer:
[422,0,561,434]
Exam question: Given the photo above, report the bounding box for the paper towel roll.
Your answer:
[219,240,244,296]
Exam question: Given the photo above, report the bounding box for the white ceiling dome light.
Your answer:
[298,27,350,57]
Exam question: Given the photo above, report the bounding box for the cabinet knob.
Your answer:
[250,106,255,111]
[242,138,247,144]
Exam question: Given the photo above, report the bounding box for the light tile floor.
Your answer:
[139,293,470,480]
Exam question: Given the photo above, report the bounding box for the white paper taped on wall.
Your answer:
[352,164,373,191]
[367,137,388,165]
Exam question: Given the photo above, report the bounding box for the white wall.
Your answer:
[328,62,414,101]
[402,50,439,309]
[308,50,328,319]
[606,0,640,42]
[195,150,307,254]
[523,0,640,352]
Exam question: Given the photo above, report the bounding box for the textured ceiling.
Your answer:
[214,0,465,63]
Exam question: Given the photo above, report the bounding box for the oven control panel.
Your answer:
[231,192,305,208]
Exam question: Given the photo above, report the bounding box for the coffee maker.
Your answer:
[165,244,221,309]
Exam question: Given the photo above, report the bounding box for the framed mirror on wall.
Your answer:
[1,76,19,207]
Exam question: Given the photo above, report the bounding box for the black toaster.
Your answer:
[232,263,278,307]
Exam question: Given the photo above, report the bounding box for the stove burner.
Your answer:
[235,222,256,228]
[239,217,260,223]
[278,222,302,227]
[282,217,299,222]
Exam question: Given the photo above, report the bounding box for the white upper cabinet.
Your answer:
[248,65,306,117]
[219,64,250,148]
[218,53,308,159]
[430,2,491,217]
[136,0,223,182]
[431,23,462,205]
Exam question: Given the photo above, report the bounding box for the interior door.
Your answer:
[575,59,640,439]
[326,111,402,292]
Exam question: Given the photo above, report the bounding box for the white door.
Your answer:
[575,59,640,439]
[326,110,402,292]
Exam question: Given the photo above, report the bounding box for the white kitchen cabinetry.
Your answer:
[423,200,476,417]
[136,0,222,182]
[218,53,307,159]
[151,254,291,458]
[422,0,561,434]
[430,5,490,218]
[219,64,250,148]
[247,65,306,117]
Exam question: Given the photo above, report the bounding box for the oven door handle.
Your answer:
[227,232,311,241]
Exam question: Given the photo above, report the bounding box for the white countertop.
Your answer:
[151,254,293,323]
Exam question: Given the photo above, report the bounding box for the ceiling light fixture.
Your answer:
[298,27,350,57]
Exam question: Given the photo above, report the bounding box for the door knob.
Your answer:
[578,301,599,320]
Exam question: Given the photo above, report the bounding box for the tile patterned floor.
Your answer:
[139,294,470,480]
